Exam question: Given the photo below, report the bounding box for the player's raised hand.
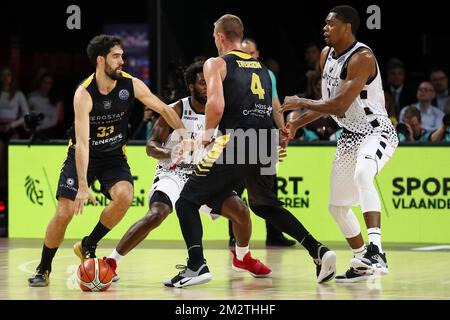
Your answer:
[73,186,98,215]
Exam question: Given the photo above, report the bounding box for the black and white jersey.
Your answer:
[322,41,389,135]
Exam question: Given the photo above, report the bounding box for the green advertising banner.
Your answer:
[8,144,450,243]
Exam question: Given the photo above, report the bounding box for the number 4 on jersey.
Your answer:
[251,73,265,100]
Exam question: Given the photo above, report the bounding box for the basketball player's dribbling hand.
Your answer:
[74,186,98,215]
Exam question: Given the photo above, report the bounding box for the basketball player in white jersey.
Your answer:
[105,62,271,283]
[280,5,398,282]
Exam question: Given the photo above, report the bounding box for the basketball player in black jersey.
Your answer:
[104,62,271,281]
[28,35,186,287]
[165,15,336,288]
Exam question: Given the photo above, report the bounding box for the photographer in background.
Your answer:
[28,73,64,139]
[397,106,432,142]
[429,114,450,142]
[0,67,29,196]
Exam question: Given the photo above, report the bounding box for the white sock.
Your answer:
[109,249,124,264]
[235,245,249,261]
[367,227,382,253]
[352,245,367,259]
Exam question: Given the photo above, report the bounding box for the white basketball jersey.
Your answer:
[155,97,210,182]
[322,42,388,135]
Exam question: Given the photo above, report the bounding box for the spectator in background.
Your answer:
[28,73,64,139]
[0,67,29,139]
[397,106,432,142]
[384,58,416,118]
[132,108,159,140]
[399,81,444,132]
[429,114,450,142]
[430,68,449,112]
[0,67,29,196]
[298,43,321,94]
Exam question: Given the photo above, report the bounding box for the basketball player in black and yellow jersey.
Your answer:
[165,15,336,288]
[28,35,185,287]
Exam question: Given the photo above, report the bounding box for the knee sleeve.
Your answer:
[328,204,361,238]
[354,156,381,213]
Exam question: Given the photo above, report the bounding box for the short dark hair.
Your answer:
[184,61,204,87]
[214,14,244,41]
[330,5,360,35]
[387,58,405,72]
[403,106,421,122]
[86,35,122,66]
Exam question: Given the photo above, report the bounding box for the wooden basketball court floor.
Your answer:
[1,239,449,300]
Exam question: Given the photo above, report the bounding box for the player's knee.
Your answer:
[54,206,74,226]
[113,189,133,208]
[149,204,171,223]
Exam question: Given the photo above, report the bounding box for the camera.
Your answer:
[24,112,44,131]
[443,114,450,127]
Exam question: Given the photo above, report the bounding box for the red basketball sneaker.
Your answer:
[231,249,272,278]
[103,257,120,282]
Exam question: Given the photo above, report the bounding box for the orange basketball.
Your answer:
[77,258,113,292]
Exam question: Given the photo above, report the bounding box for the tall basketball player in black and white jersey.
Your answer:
[280,5,398,282]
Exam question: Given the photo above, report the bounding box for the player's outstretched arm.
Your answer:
[280,49,375,116]
[133,77,186,136]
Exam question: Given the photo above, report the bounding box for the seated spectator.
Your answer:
[0,67,29,195]
[399,81,444,132]
[397,106,432,142]
[430,68,449,112]
[0,67,29,139]
[429,114,450,142]
[27,73,64,139]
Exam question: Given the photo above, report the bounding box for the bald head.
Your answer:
[214,14,244,41]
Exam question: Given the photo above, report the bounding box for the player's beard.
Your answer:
[194,88,207,105]
[105,62,122,80]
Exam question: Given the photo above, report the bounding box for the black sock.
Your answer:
[175,197,204,267]
[300,234,322,259]
[39,244,58,272]
[251,204,321,255]
[85,221,110,247]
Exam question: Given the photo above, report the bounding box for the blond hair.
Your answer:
[214,14,244,41]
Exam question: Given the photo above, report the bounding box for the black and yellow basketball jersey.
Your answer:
[220,50,273,132]
[68,72,135,154]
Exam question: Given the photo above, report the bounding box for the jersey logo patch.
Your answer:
[119,89,130,100]
[103,100,112,110]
